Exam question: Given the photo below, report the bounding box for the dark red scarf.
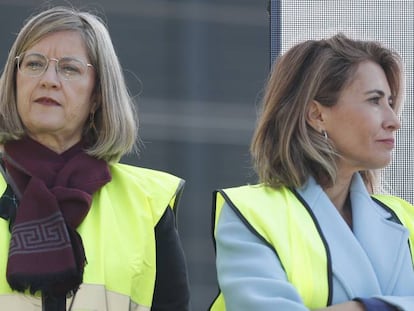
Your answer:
[3,137,111,297]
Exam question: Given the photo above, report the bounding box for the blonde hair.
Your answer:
[251,33,403,190]
[0,6,138,162]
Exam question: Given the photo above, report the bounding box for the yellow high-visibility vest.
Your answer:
[210,184,414,310]
[0,163,184,311]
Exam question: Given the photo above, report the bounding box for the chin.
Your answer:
[371,159,392,170]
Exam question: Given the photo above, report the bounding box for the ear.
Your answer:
[89,91,101,114]
[89,98,100,115]
[89,103,98,115]
[306,100,325,131]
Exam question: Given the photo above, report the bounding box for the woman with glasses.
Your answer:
[0,6,189,311]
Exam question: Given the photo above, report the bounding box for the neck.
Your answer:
[323,175,353,227]
[27,133,81,154]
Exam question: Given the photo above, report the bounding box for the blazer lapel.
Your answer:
[351,182,410,293]
[298,176,381,299]
[298,174,411,300]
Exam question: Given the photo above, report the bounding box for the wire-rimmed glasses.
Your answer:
[15,52,93,81]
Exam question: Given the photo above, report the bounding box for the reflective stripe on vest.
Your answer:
[0,284,150,311]
[0,163,183,310]
[211,184,414,311]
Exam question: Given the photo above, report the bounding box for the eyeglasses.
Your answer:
[15,52,93,81]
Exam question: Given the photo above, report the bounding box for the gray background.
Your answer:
[0,1,268,310]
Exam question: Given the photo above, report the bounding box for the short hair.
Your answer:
[251,33,404,191]
[0,6,138,163]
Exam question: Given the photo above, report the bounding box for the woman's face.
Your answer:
[323,60,400,175]
[16,30,96,153]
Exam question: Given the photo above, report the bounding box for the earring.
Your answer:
[322,130,328,140]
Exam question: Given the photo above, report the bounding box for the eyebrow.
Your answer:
[364,89,385,96]
[364,89,393,100]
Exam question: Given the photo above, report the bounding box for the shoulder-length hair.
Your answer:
[251,33,404,191]
[0,6,138,163]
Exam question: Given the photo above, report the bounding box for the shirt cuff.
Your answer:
[353,297,398,311]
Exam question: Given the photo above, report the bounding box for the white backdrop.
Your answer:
[270,0,414,204]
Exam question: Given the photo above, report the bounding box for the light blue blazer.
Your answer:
[215,173,414,310]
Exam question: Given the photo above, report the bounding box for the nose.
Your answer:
[39,59,60,88]
[383,106,401,131]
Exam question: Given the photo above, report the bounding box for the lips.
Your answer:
[377,138,395,148]
[34,96,60,106]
